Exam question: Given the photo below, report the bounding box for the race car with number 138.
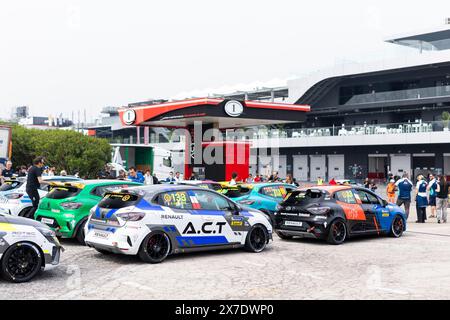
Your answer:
[84,185,273,263]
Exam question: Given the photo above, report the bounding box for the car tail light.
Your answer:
[60,202,83,210]
[307,207,331,215]
[238,199,256,205]
[116,212,145,221]
[5,193,24,200]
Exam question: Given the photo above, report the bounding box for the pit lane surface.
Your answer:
[1,208,450,300]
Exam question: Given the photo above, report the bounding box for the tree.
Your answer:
[442,111,450,130]
[10,125,111,178]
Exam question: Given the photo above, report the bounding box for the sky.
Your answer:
[1,0,449,121]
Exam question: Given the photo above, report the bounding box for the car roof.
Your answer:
[43,176,81,180]
[298,185,352,193]
[179,180,219,185]
[50,179,140,188]
[121,184,211,196]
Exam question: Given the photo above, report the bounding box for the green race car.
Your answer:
[34,180,142,244]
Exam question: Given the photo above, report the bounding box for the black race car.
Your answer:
[274,185,407,245]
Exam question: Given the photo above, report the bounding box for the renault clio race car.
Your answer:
[221,183,297,224]
[84,185,272,263]
[0,209,62,283]
[0,176,83,218]
[35,180,141,244]
[274,185,407,245]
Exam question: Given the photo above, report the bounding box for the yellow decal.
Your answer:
[231,221,243,226]
[0,223,16,231]
[122,195,131,202]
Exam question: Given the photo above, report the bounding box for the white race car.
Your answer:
[85,185,273,263]
[0,176,82,218]
[0,209,62,282]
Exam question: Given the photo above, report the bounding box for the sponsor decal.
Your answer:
[122,195,131,202]
[11,231,36,238]
[161,214,183,220]
[182,222,227,235]
[231,221,243,227]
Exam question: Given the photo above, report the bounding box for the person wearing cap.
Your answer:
[386,179,397,204]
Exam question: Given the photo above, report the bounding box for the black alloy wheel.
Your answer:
[245,225,268,253]
[138,232,171,263]
[1,243,42,283]
[390,216,404,238]
[327,219,347,245]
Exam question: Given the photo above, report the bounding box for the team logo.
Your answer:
[122,195,131,202]
[182,222,227,235]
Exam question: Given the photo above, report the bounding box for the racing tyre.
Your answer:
[390,216,404,238]
[75,220,87,245]
[138,232,171,264]
[327,219,347,245]
[245,224,269,253]
[276,231,293,240]
[1,242,43,283]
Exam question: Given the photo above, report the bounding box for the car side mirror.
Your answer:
[382,199,389,207]
[233,204,241,215]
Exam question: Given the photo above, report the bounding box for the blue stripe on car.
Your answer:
[175,236,228,246]
[105,209,117,219]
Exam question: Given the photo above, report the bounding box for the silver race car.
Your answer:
[0,209,62,282]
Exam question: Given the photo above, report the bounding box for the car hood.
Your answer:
[2,213,50,229]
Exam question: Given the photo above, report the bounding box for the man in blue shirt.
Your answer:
[395,173,413,219]
[128,167,144,184]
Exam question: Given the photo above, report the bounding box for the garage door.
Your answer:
[272,155,287,179]
[328,155,345,180]
[310,155,326,183]
[390,154,411,177]
[293,155,308,182]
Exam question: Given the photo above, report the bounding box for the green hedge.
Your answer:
[9,124,111,178]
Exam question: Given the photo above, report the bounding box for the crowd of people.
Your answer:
[385,172,450,224]
[2,159,449,224]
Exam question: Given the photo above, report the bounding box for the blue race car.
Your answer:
[222,183,297,223]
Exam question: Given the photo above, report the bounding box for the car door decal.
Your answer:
[336,201,365,221]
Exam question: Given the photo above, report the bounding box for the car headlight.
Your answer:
[37,226,56,238]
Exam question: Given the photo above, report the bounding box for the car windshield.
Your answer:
[221,186,251,198]
[98,192,141,209]
[0,181,22,191]
[283,189,325,205]
[46,186,82,199]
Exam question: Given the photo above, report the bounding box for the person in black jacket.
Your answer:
[26,157,47,219]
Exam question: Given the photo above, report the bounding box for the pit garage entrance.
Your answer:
[119,98,309,181]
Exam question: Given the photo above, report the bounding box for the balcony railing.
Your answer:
[106,120,450,145]
[341,85,450,105]
[228,120,450,140]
